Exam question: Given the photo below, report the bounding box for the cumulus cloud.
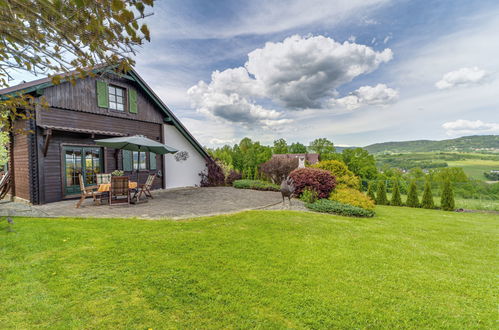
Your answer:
[333,84,399,110]
[188,35,393,127]
[442,119,499,136]
[435,67,488,89]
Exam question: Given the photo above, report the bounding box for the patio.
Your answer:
[1,187,290,220]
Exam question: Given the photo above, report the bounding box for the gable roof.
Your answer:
[0,65,210,159]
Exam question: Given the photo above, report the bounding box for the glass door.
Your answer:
[63,146,103,195]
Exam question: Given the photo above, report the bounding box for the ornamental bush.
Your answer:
[289,167,336,199]
[440,179,455,211]
[421,179,435,209]
[406,181,420,208]
[390,180,403,206]
[300,187,318,204]
[199,159,225,187]
[311,160,361,189]
[260,157,298,183]
[233,179,280,191]
[329,187,375,211]
[367,181,376,202]
[306,199,375,217]
[225,169,242,186]
[375,180,388,205]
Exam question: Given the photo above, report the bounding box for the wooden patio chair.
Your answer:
[76,173,102,208]
[109,176,131,205]
[137,174,156,200]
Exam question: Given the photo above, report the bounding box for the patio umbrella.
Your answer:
[94,135,178,182]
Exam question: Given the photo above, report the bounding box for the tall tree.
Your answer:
[406,181,420,208]
[341,148,378,180]
[390,180,402,206]
[0,0,153,130]
[273,138,288,154]
[309,138,335,156]
[421,178,435,209]
[288,142,307,154]
[440,179,455,211]
[375,180,388,205]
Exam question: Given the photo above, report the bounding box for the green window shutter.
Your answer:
[149,152,157,170]
[123,150,133,172]
[96,80,109,108]
[128,88,137,113]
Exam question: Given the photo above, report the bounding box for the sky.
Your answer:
[10,0,499,147]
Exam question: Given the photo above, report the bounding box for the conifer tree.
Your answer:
[253,166,259,180]
[390,180,402,206]
[406,181,420,207]
[440,179,455,211]
[367,181,376,202]
[375,180,388,205]
[241,169,247,179]
[421,179,435,209]
[246,167,253,180]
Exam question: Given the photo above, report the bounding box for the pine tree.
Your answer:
[421,179,435,209]
[440,179,455,211]
[375,180,388,205]
[390,180,402,206]
[367,181,376,202]
[246,167,253,180]
[253,166,259,180]
[406,181,420,207]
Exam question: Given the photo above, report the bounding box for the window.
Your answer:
[133,151,147,170]
[108,85,125,111]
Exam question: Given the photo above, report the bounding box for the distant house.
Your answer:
[1,66,209,204]
[272,153,320,168]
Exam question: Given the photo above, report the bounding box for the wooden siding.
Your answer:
[11,120,31,201]
[41,74,165,124]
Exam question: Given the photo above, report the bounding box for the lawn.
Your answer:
[447,159,499,181]
[1,208,497,328]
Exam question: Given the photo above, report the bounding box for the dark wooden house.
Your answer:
[1,66,209,204]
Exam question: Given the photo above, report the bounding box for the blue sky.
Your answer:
[11,0,499,147]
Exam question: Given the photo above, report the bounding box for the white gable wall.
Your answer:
[163,124,206,188]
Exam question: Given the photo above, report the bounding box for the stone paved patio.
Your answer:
[1,187,304,220]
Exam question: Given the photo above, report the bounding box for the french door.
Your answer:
[63,146,103,195]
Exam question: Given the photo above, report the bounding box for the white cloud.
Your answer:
[209,138,238,145]
[442,119,499,136]
[334,84,399,110]
[435,67,488,89]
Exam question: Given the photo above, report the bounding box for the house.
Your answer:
[271,153,320,168]
[0,66,209,204]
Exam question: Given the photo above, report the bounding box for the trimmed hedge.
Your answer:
[306,199,375,217]
[233,179,280,191]
[329,187,375,211]
[289,167,336,199]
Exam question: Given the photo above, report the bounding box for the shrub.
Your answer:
[421,179,435,209]
[440,179,455,211]
[330,187,375,211]
[199,159,225,187]
[300,187,318,204]
[306,199,375,217]
[367,181,376,202]
[289,167,336,199]
[260,157,298,183]
[225,170,242,186]
[390,180,403,206]
[311,160,360,189]
[375,180,388,205]
[406,181,420,207]
[233,179,280,191]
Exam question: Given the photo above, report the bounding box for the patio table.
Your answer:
[98,181,137,193]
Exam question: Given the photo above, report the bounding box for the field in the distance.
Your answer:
[446,159,499,180]
[1,208,497,328]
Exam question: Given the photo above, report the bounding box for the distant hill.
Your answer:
[364,135,499,154]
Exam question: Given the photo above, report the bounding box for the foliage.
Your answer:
[300,187,318,204]
[367,181,376,202]
[421,179,435,209]
[329,187,375,211]
[306,199,375,217]
[111,170,124,177]
[406,181,420,208]
[309,138,335,157]
[311,160,360,189]
[375,180,388,205]
[390,180,403,206]
[208,138,272,173]
[199,159,225,187]
[0,0,153,130]
[0,132,8,166]
[232,179,280,191]
[289,167,336,199]
[484,171,499,181]
[260,157,298,183]
[341,148,378,180]
[273,138,288,154]
[289,142,307,154]
[225,170,242,186]
[440,179,455,211]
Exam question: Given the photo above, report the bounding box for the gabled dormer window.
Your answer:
[108,85,125,111]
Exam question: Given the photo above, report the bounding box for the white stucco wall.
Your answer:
[163,124,206,189]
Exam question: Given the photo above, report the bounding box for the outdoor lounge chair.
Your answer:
[109,176,131,205]
[76,174,102,208]
[137,174,156,200]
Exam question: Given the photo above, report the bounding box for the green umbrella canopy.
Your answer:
[94,135,178,154]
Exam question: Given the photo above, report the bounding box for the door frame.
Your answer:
[62,144,104,196]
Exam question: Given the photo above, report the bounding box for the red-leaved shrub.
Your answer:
[199,159,225,187]
[260,157,298,183]
[225,169,242,185]
[289,167,336,199]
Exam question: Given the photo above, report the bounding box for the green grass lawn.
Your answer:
[447,159,499,181]
[1,208,497,328]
